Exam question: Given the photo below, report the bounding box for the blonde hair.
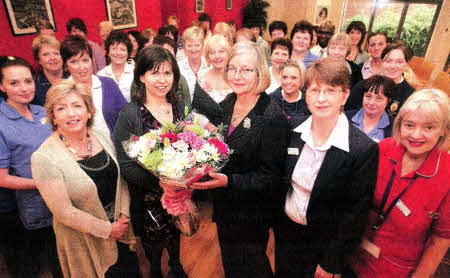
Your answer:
[203,34,231,67]
[141,28,156,40]
[280,60,305,88]
[167,16,179,27]
[182,26,204,43]
[98,21,114,32]
[234,28,256,43]
[225,42,270,94]
[393,88,450,150]
[45,78,96,131]
[32,35,60,62]
[327,32,351,56]
[213,22,232,44]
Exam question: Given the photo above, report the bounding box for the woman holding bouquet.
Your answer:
[191,42,289,277]
[30,78,137,278]
[114,45,188,278]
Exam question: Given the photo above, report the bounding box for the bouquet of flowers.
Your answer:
[122,112,231,236]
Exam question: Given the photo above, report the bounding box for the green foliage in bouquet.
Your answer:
[141,148,163,171]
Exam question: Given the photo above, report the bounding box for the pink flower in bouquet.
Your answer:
[160,131,179,143]
[178,130,196,143]
[130,135,140,142]
[208,138,229,155]
[179,130,205,150]
[191,136,205,150]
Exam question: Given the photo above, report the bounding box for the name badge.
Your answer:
[396,199,411,216]
[287,148,299,155]
[361,238,380,258]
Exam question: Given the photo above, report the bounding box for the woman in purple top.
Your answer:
[60,35,127,140]
[0,56,60,277]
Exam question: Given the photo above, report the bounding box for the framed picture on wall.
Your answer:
[195,0,204,13]
[2,0,56,36]
[105,0,137,30]
[314,0,331,25]
[226,0,232,10]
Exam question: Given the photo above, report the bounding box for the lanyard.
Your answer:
[372,169,418,232]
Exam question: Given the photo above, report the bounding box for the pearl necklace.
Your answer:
[59,133,93,159]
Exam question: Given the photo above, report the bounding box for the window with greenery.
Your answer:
[340,0,442,57]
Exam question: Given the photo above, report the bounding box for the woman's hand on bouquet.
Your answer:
[190,172,228,189]
[110,217,130,240]
[205,122,218,132]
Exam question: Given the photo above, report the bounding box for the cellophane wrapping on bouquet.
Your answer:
[122,111,231,236]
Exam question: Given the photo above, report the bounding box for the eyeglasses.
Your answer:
[226,66,257,77]
[307,89,343,96]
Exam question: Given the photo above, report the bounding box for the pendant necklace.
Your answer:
[59,132,93,159]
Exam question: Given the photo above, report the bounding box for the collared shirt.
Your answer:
[351,108,390,142]
[0,101,52,226]
[97,63,134,102]
[302,50,320,69]
[351,138,450,277]
[310,45,327,59]
[90,75,111,139]
[177,57,209,101]
[285,114,349,225]
[88,40,106,74]
[33,71,70,106]
[362,58,382,79]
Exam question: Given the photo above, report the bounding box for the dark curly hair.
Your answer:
[105,30,133,59]
[60,35,92,66]
[269,21,288,37]
[271,38,293,57]
[132,45,180,106]
[290,20,314,43]
[66,18,87,34]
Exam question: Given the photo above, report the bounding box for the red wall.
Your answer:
[176,0,248,33]
[0,0,247,68]
[0,0,162,68]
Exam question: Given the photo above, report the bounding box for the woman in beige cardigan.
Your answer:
[31,79,138,278]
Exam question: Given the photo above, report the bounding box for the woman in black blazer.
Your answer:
[275,58,379,278]
[192,42,288,278]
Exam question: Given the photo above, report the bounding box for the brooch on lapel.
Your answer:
[243,117,251,129]
[40,118,47,125]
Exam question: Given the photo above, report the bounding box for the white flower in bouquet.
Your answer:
[172,139,189,152]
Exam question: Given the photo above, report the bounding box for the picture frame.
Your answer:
[195,0,204,14]
[226,0,232,10]
[2,0,56,36]
[105,0,137,30]
[314,0,331,25]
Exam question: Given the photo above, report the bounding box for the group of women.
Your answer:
[0,15,448,278]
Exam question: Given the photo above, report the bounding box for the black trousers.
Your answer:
[216,222,273,278]
[274,212,319,278]
[0,211,25,278]
[105,242,141,278]
[22,226,63,278]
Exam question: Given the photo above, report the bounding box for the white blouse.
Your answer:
[285,114,350,225]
